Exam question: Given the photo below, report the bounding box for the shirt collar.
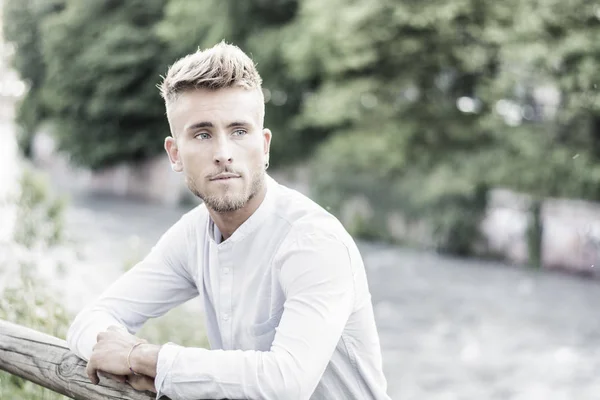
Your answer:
[207,174,277,246]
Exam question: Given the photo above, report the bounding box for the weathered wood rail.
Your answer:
[0,319,166,400]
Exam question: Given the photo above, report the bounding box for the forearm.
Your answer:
[68,214,198,362]
[155,344,303,400]
[67,309,124,361]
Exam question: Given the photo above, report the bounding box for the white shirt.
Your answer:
[67,176,391,400]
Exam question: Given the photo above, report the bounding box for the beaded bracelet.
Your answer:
[127,342,145,376]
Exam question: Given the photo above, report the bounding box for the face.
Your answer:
[164,87,271,213]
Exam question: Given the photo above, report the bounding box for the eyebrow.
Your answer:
[185,121,252,131]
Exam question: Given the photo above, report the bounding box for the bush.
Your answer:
[0,168,71,400]
[0,168,207,399]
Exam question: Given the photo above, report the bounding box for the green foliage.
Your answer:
[157,0,327,165]
[0,281,71,400]
[155,0,230,62]
[480,0,600,200]
[0,168,71,400]
[3,0,47,87]
[37,0,169,169]
[293,0,600,255]
[4,0,600,256]
[295,0,499,253]
[3,0,326,169]
[2,0,62,157]
[12,168,67,248]
[312,130,489,253]
[0,169,207,398]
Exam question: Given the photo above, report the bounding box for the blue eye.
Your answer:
[195,132,210,140]
[232,130,247,136]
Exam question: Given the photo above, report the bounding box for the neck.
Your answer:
[208,182,267,240]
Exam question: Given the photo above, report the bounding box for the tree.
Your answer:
[485,0,600,201]
[284,0,506,253]
[157,0,327,166]
[38,0,168,170]
[7,0,327,169]
[2,0,64,156]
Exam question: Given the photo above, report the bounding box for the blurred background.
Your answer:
[1,0,600,399]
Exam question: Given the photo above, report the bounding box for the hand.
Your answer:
[127,373,158,393]
[86,325,146,385]
[98,371,128,384]
[98,371,157,393]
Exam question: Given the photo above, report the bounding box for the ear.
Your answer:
[262,128,272,164]
[164,136,183,172]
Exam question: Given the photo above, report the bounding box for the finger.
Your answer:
[99,371,126,383]
[127,374,156,393]
[96,331,106,343]
[127,375,143,390]
[86,360,100,385]
[99,371,127,384]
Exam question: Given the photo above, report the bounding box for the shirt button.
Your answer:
[223,267,230,274]
[222,313,230,321]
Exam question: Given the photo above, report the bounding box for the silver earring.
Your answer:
[265,161,269,170]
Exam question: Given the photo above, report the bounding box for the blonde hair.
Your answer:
[159,41,264,109]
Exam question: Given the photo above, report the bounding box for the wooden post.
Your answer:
[0,319,166,400]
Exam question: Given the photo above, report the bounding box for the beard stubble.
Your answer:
[186,166,265,213]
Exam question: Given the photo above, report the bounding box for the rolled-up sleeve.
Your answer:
[154,230,356,400]
[66,213,199,361]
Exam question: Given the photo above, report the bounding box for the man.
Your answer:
[67,41,391,400]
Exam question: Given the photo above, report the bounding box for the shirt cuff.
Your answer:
[155,342,184,399]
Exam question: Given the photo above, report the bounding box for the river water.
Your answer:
[2,119,600,399]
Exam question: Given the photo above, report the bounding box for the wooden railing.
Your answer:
[0,319,164,400]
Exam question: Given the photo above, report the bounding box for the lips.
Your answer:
[209,173,241,181]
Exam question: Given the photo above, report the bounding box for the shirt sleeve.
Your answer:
[155,229,356,400]
[66,212,200,361]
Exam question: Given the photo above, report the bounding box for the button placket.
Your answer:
[218,247,234,349]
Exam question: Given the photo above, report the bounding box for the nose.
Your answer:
[213,137,233,165]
